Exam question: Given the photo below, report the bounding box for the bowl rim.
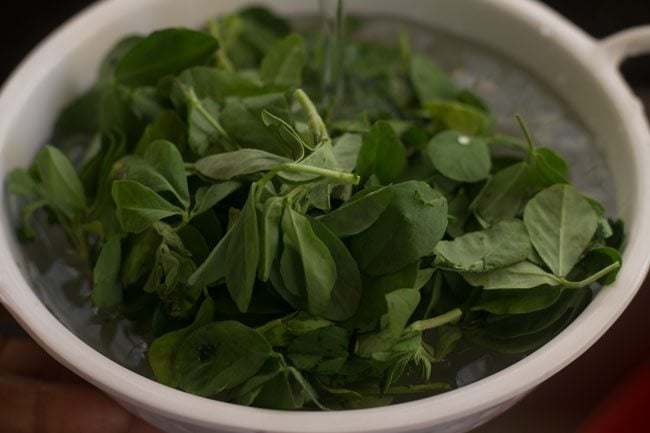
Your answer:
[1,0,650,432]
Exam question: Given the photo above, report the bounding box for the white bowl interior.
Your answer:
[1,1,650,433]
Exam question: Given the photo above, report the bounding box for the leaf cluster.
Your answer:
[7,4,623,410]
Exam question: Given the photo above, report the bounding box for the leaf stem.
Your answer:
[558,261,621,289]
[515,114,535,156]
[281,163,359,184]
[207,20,235,72]
[255,162,359,202]
[294,89,330,145]
[405,308,463,333]
[183,86,232,141]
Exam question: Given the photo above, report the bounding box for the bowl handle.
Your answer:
[598,26,650,67]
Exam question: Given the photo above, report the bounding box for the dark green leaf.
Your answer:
[356,121,405,184]
[434,219,531,272]
[35,145,86,217]
[143,140,190,208]
[310,218,363,322]
[409,54,456,102]
[220,93,293,157]
[174,321,271,396]
[472,285,563,315]
[351,181,447,276]
[528,147,569,189]
[115,28,219,87]
[317,186,393,238]
[258,197,285,282]
[191,181,242,217]
[463,261,558,290]
[92,238,123,308]
[333,133,363,172]
[281,208,337,316]
[260,33,306,87]
[134,111,187,156]
[423,100,493,135]
[356,289,421,355]
[427,130,491,183]
[195,149,290,181]
[472,162,529,227]
[523,184,598,277]
[225,186,260,312]
[112,180,184,233]
[7,169,39,197]
[148,297,215,387]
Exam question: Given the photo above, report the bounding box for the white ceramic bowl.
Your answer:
[2,1,650,432]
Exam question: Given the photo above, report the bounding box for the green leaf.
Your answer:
[194,149,290,181]
[261,109,307,160]
[310,219,363,322]
[409,54,456,102]
[174,66,265,105]
[6,169,39,197]
[173,321,272,397]
[191,181,242,217]
[189,228,231,287]
[473,286,563,315]
[423,100,493,135]
[356,121,406,184]
[281,208,338,316]
[121,229,161,287]
[258,197,285,282]
[35,145,86,217]
[277,142,340,183]
[220,93,293,157]
[225,186,260,312]
[134,111,187,156]
[287,326,349,374]
[569,247,622,286]
[528,147,569,189]
[346,261,419,333]
[260,33,306,87]
[427,130,491,183]
[463,261,559,290]
[434,219,531,272]
[333,133,363,172]
[148,297,215,387]
[186,96,231,156]
[523,184,598,277]
[115,28,219,87]
[472,162,529,227]
[356,289,421,356]
[351,181,447,276]
[143,140,190,208]
[112,180,184,233]
[317,186,394,238]
[91,238,122,308]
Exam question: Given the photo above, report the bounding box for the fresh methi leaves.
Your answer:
[9,5,624,412]
[350,181,448,276]
[523,184,599,278]
[434,219,531,272]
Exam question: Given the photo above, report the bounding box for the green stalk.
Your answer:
[183,86,232,141]
[405,308,463,333]
[558,262,621,289]
[294,89,331,145]
[515,114,535,157]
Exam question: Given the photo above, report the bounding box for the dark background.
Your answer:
[1,0,650,87]
[1,2,649,433]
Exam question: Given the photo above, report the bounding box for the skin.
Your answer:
[0,306,163,433]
